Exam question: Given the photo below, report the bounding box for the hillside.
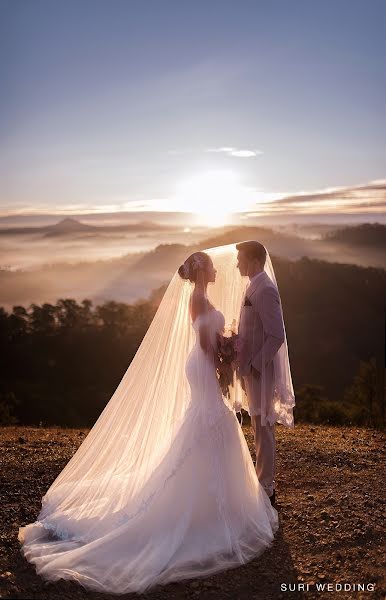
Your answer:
[322,223,386,246]
[1,424,384,599]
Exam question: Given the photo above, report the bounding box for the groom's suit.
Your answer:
[238,270,285,497]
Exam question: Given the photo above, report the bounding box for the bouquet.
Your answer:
[215,320,245,399]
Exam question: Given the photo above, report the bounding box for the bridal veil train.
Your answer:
[18,242,294,594]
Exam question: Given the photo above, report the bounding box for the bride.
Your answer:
[18,243,287,594]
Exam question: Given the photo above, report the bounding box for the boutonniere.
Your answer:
[244,296,252,306]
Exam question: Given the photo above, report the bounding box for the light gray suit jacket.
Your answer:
[238,271,285,415]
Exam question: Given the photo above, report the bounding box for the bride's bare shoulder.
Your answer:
[189,291,208,319]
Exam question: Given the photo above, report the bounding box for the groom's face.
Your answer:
[237,250,249,276]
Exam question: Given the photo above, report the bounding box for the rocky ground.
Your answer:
[0,423,384,600]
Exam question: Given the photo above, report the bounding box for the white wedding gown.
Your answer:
[19,308,279,594]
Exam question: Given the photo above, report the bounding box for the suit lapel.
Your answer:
[246,271,269,301]
[238,271,269,329]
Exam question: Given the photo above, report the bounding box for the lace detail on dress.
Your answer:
[40,519,85,543]
[39,403,234,541]
[114,404,232,528]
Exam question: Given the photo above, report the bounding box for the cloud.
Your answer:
[1,179,384,220]
[272,179,386,207]
[243,179,386,218]
[205,147,263,158]
[229,150,260,157]
[166,146,263,158]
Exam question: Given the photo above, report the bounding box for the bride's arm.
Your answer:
[191,294,218,361]
[199,324,222,370]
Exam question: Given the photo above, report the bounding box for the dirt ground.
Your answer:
[0,423,384,600]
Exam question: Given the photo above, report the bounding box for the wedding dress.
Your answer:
[19,311,279,595]
[18,243,291,594]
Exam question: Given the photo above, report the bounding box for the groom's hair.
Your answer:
[236,240,267,266]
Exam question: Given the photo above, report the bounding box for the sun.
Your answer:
[174,169,252,227]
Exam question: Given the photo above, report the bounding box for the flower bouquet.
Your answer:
[215,319,246,399]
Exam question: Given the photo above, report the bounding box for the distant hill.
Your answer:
[43,218,96,236]
[0,218,174,236]
[322,223,386,246]
[130,243,189,273]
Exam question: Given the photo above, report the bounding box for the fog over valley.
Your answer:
[0,218,384,310]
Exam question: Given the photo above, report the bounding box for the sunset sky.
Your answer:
[1,0,385,224]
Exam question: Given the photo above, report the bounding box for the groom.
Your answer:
[236,241,285,509]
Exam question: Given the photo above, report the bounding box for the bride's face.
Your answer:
[205,260,217,283]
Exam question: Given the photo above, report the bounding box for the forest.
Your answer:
[1,254,384,429]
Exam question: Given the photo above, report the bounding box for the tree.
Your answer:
[344,357,379,427]
[29,303,57,334]
[294,384,327,423]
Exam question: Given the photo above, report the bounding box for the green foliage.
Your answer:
[294,358,384,428]
[0,295,157,427]
[343,357,383,428]
[294,384,349,425]
[294,384,328,423]
[317,400,349,426]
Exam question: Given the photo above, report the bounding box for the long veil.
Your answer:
[254,248,296,428]
[19,241,293,574]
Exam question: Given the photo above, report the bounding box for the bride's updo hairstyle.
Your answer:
[178,251,211,283]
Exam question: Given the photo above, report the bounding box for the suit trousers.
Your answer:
[243,370,276,497]
[250,415,276,497]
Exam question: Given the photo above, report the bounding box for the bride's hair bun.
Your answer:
[178,252,210,282]
[178,263,189,280]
